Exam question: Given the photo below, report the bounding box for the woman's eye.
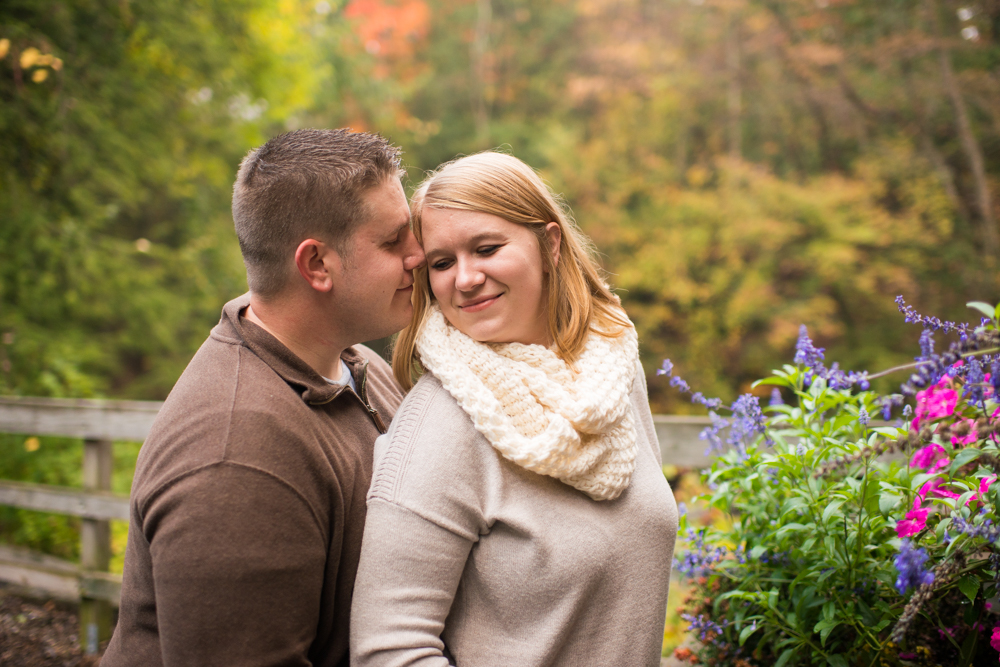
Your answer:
[477,245,500,256]
[430,259,453,271]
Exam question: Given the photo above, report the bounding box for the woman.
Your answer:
[350,152,678,666]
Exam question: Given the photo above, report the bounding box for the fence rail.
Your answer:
[0,395,713,654]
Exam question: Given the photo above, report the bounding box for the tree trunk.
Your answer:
[726,11,742,161]
[939,46,999,255]
[924,0,999,255]
[470,0,492,149]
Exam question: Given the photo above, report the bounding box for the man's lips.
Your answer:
[458,294,501,313]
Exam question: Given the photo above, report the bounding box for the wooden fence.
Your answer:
[0,396,712,654]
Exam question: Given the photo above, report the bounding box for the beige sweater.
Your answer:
[350,359,678,667]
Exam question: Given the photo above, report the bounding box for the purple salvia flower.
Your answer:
[769,387,783,406]
[729,394,771,448]
[794,325,825,367]
[680,613,730,646]
[674,528,727,579]
[949,515,1000,544]
[699,411,728,455]
[964,357,985,405]
[657,359,674,376]
[918,329,935,360]
[896,295,970,333]
[669,375,690,393]
[894,540,935,594]
[858,407,870,427]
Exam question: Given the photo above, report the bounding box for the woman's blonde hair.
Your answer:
[392,151,630,389]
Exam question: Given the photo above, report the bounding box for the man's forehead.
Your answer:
[358,178,410,235]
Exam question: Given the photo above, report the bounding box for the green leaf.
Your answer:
[739,622,758,646]
[958,574,980,603]
[753,376,791,388]
[822,500,845,524]
[960,623,979,664]
[967,301,998,320]
[951,449,982,476]
[879,492,902,516]
[774,648,796,667]
[827,656,849,667]
[776,523,808,538]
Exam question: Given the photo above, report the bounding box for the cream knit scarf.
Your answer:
[415,304,640,501]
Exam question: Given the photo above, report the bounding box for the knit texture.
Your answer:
[414,304,639,500]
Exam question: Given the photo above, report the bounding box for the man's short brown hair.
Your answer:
[232,128,403,298]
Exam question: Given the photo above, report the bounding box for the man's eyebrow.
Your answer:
[385,220,409,239]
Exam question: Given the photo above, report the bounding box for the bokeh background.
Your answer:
[1,0,998,651]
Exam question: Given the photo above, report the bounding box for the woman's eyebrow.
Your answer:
[424,232,505,257]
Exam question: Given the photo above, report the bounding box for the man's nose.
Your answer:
[402,229,425,271]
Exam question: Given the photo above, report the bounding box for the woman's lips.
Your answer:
[458,294,501,313]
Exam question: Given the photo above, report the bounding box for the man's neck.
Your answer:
[244,296,346,382]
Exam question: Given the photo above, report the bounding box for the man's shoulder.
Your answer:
[135,333,313,489]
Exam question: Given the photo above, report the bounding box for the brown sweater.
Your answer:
[102,294,404,667]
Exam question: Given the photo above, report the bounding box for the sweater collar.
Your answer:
[216,293,368,405]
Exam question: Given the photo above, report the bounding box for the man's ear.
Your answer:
[294,239,340,293]
[543,222,562,270]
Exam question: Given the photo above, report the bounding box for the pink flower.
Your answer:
[919,477,961,501]
[910,443,948,471]
[912,376,959,428]
[991,626,1000,652]
[969,475,999,505]
[897,496,930,537]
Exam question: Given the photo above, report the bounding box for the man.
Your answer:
[102,129,425,666]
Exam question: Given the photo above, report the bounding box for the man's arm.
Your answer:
[144,461,328,666]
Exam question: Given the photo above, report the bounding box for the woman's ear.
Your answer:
[543,222,562,270]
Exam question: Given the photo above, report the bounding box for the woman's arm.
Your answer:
[350,499,475,667]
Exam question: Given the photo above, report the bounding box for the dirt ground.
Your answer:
[0,587,106,667]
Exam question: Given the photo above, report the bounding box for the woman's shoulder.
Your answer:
[370,372,489,494]
[392,372,473,435]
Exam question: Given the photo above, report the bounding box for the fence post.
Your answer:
[80,438,113,655]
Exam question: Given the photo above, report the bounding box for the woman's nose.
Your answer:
[455,259,485,292]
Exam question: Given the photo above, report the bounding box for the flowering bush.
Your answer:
[668,298,1000,666]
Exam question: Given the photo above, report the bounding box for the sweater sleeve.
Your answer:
[350,500,474,667]
[140,462,328,667]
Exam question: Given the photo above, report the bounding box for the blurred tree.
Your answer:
[0,0,351,399]
[340,0,998,410]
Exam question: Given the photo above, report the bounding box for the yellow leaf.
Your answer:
[32,68,48,83]
[0,39,10,59]
[20,46,40,68]
[24,437,40,452]
[52,57,63,71]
